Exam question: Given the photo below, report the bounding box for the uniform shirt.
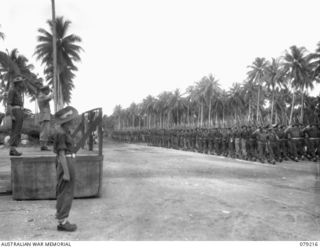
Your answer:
[234,129,241,138]
[253,129,267,142]
[7,87,23,107]
[37,92,53,122]
[304,126,320,138]
[268,130,278,142]
[240,129,249,139]
[276,129,286,139]
[287,126,300,138]
[54,127,75,155]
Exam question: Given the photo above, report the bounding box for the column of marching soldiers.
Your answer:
[112,123,320,164]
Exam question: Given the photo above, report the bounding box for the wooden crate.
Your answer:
[11,154,103,200]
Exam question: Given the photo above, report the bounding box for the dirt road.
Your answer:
[1,141,320,240]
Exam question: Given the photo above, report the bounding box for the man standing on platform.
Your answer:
[7,76,24,156]
[37,83,53,151]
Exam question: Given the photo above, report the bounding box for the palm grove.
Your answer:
[110,44,320,130]
[0,17,82,117]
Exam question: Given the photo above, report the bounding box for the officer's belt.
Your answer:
[11,106,23,109]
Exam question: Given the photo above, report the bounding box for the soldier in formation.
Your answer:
[112,122,320,164]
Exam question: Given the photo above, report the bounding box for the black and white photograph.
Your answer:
[0,0,320,244]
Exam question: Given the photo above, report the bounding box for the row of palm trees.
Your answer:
[110,44,320,130]
[0,17,82,110]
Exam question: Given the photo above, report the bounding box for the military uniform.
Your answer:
[303,124,320,161]
[53,106,78,232]
[234,127,241,158]
[227,128,235,158]
[7,76,24,156]
[240,126,248,160]
[276,125,289,160]
[37,87,53,151]
[266,127,278,163]
[285,124,302,161]
[253,127,267,163]
[247,126,257,161]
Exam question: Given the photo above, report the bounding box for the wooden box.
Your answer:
[10,155,103,200]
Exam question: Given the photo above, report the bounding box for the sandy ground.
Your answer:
[1,140,320,241]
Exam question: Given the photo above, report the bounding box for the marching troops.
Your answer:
[112,122,320,164]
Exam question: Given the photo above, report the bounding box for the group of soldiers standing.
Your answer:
[112,122,320,164]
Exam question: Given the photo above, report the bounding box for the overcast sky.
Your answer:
[1,0,320,115]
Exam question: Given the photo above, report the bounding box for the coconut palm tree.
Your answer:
[186,85,200,126]
[242,79,258,124]
[195,79,209,126]
[142,95,156,128]
[283,45,313,124]
[264,58,286,124]
[170,89,183,125]
[34,16,83,106]
[228,83,245,125]
[157,91,172,128]
[113,105,122,129]
[310,41,320,83]
[202,74,220,126]
[0,49,39,106]
[128,103,138,128]
[247,57,268,124]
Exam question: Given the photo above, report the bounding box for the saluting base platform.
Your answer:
[0,108,104,200]
[0,146,103,200]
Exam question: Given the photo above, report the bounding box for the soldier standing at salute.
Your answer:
[37,83,53,151]
[267,124,279,163]
[253,126,267,163]
[234,126,241,159]
[54,106,79,232]
[247,126,256,161]
[240,125,248,160]
[303,123,320,162]
[277,125,289,161]
[286,123,301,162]
[7,76,25,156]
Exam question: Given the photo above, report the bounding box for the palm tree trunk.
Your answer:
[248,99,251,123]
[200,103,204,127]
[271,88,275,124]
[51,0,58,113]
[176,108,179,125]
[289,90,295,125]
[256,83,261,124]
[56,68,63,110]
[301,91,304,123]
[198,105,201,126]
[222,105,225,126]
[187,105,190,125]
[208,98,211,125]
